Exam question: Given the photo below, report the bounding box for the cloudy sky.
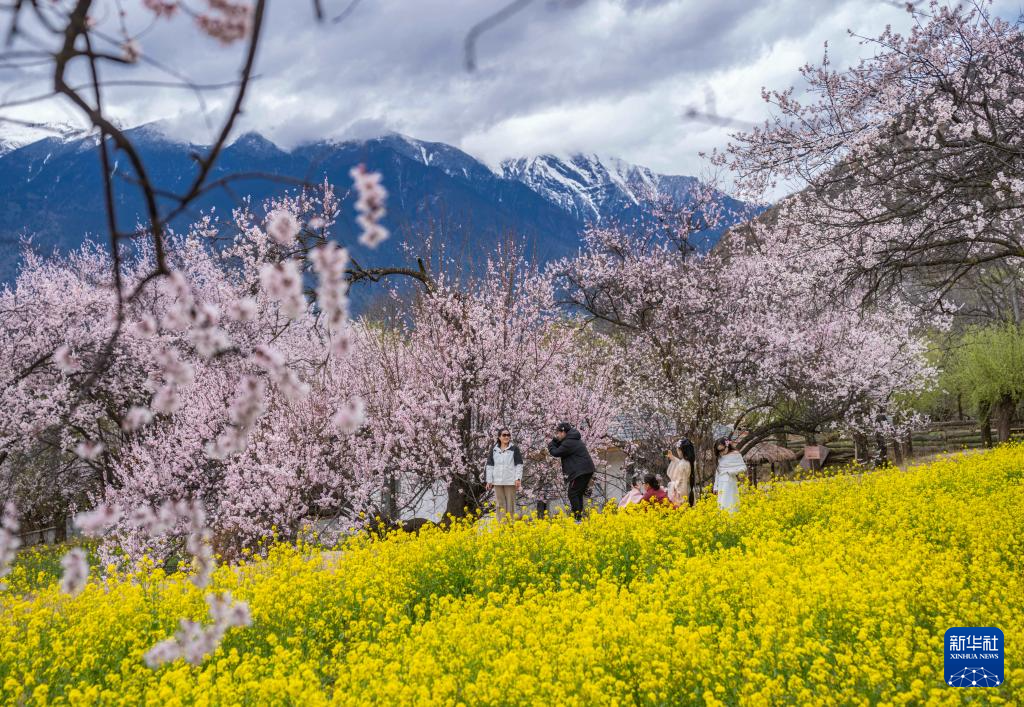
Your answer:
[1,0,1021,177]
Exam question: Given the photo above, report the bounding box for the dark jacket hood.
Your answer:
[565,429,582,441]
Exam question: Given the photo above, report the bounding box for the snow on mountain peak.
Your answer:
[368,132,501,180]
[500,152,675,222]
[0,121,91,155]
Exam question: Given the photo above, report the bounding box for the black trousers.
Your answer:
[567,474,592,520]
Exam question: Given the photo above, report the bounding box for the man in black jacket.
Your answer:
[548,422,596,521]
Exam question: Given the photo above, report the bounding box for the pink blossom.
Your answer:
[162,271,195,332]
[266,209,301,247]
[127,505,159,533]
[122,406,154,432]
[144,591,251,668]
[191,326,230,359]
[74,439,105,461]
[205,376,266,459]
[722,1,1024,301]
[131,314,159,338]
[258,260,305,319]
[0,503,19,591]
[143,638,183,668]
[252,345,308,400]
[142,0,179,18]
[331,325,354,357]
[332,397,365,435]
[311,242,351,333]
[121,39,142,63]
[350,164,389,248]
[60,547,89,596]
[227,297,257,322]
[207,590,252,628]
[185,501,215,589]
[74,504,121,537]
[195,0,253,45]
[152,384,181,414]
[54,345,81,374]
[250,344,284,371]
[156,348,194,387]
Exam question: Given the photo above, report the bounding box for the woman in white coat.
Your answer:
[713,437,746,513]
[485,429,524,522]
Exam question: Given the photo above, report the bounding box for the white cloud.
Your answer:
[1,0,1020,181]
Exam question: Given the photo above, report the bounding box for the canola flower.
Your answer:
[1,448,1022,705]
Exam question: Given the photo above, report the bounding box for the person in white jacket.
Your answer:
[713,437,746,513]
[485,429,524,522]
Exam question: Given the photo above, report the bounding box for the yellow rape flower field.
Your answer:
[2,447,1023,706]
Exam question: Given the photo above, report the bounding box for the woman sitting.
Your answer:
[618,474,645,508]
[640,473,672,507]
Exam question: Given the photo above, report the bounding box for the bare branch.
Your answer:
[464,0,533,72]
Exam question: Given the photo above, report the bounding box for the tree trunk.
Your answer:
[902,434,913,463]
[444,475,484,521]
[994,394,1015,443]
[382,474,399,523]
[693,433,715,501]
[980,404,993,448]
[874,430,888,466]
[852,432,870,464]
[1013,280,1022,324]
[890,438,904,466]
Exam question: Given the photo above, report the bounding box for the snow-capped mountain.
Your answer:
[0,124,752,286]
[501,153,680,222]
[371,133,498,184]
[0,121,91,155]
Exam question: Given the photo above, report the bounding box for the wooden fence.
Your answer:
[778,420,1023,468]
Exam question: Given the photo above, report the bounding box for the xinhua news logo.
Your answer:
[945,627,1004,688]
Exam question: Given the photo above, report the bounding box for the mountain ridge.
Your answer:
[0,124,752,285]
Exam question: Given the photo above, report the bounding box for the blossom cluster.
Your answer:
[195,0,253,45]
[0,503,19,591]
[144,592,252,668]
[350,164,388,248]
[0,186,359,558]
[551,211,934,467]
[722,0,1024,303]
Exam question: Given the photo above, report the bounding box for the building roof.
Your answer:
[744,442,798,464]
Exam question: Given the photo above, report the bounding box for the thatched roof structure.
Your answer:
[744,442,797,465]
